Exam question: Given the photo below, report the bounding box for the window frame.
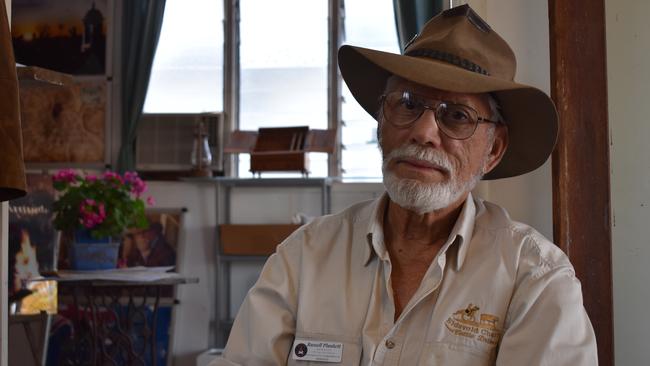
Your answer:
[222,0,343,177]
[143,0,365,178]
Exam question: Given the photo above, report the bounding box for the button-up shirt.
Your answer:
[213,193,597,365]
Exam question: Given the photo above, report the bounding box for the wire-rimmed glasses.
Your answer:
[380,90,500,140]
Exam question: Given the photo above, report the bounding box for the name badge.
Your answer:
[291,339,343,363]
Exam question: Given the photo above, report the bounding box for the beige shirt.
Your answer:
[213,193,597,366]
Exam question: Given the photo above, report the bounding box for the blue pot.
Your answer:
[70,229,119,270]
[73,229,112,244]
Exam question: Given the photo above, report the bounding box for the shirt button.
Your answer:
[385,340,395,349]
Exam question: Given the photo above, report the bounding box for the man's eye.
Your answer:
[400,98,418,110]
[444,106,472,123]
[452,110,469,120]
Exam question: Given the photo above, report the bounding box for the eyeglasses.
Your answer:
[380,90,500,140]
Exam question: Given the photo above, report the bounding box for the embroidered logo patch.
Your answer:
[444,303,502,346]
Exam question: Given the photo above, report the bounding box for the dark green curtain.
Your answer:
[117,0,166,173]
[393,0,445,52]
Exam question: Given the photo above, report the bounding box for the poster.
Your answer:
[19,79,106,163]
[11,0,108,75]
[8,174,58,313]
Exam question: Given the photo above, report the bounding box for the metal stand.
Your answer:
[53,277,196,366]
[213,178,332,347]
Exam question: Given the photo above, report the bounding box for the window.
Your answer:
[144,0,224,114]
[341,0,400,179]
[238,0,329,177]
[142,0,399,178]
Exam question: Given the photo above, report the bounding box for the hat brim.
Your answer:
[338,45,558,180]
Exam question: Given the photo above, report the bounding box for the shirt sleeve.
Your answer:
[496,264,598,366]
[210,231,303,366]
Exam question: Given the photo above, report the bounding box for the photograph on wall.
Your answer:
[11,0,108,75]
[8,173,58,314]
[117,209,183,269]
[19,79,106,163]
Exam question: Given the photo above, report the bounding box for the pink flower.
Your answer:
[131,179,147,196]
[53,169,78,184]
[78,199,106,229]
[102,171,124,184]
[124,171,138,182]
[124,171,147,196]
[85,175,97,182]
[146,196,156,206]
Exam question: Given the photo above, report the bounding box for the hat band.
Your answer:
[405,49,490,76]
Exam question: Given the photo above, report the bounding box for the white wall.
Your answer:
[472,0,554,239]
[606,1,650,364]
[145,182,217,366]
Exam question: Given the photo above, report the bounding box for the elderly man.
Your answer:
[214,5,597,365]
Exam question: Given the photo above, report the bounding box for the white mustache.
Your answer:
[383,144,455,174]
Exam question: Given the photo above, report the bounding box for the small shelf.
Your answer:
[183,176,334,187]
[17,65,73,87]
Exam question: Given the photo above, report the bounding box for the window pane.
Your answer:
[342,0,399,179]
[144,0,224,113]
[239,0,328,178]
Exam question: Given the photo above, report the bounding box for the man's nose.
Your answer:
[408,109,444,147]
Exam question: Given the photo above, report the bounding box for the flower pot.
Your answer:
[69,229,119,270]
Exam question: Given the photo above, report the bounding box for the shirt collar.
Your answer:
[364,193,390,265]
[363,192,477,271]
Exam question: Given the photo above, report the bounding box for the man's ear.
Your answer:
[483,125,509,174]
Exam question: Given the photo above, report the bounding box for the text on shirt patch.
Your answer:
[291,339,343,363]
[445,303,502,346]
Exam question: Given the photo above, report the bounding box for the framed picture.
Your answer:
[11,0,110,75]
[19,79,107,163]
[117,208,186,270]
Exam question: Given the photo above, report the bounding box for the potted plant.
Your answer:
[52,169,154,270]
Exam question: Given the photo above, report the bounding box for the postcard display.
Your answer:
[9,2,174,364]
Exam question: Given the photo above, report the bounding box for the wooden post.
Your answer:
[548,1,613,365]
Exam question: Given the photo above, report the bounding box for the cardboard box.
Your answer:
[219,224,302,255]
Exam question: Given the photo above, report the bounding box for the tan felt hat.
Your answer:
[338,4,558,180]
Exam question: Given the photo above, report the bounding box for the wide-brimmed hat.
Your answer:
[338,4,558,180]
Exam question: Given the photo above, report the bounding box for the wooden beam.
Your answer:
[548,1,613,365]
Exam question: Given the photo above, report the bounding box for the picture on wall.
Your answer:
[11,0,108,75]
[19,79,106,163]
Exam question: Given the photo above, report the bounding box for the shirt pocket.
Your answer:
[419,341,496,366]
[287,332,362,366]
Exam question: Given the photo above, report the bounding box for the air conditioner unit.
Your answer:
[136,113,224,173]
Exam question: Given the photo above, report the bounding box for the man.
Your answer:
[214,5,597,365]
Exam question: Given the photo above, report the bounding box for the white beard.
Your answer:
[381,144,484,214]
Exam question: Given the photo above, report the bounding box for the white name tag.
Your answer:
[291,339,343,363]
